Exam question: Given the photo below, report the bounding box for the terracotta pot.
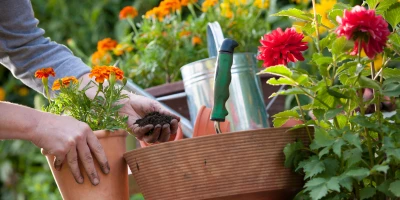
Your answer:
[124,127,310,200]
[46,130,129,200]
[139,124,184,147]
[193,105,230,137]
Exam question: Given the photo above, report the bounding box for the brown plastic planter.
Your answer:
[124,127,309,200]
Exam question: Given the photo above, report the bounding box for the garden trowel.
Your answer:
[210,38,239,133]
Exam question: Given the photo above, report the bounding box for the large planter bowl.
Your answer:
[46,130,129,200]
[124,127,309,200]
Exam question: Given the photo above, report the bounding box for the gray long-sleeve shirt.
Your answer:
[0,0,91,94]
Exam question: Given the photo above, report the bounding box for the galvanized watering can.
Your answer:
[180,22,268,131]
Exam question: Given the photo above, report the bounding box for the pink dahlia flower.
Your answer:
[336,6,390,59]
[257,28,308,68]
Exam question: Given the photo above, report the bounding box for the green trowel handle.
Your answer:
[210,52,234,122]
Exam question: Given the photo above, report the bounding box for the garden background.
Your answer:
[0,0,363,199]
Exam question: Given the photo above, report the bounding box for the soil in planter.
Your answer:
[134,112,173,135]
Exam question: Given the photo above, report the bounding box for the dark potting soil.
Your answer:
[134,112,173,127]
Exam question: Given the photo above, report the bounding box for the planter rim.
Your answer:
[93,129,128,139]
[124,126,309,155]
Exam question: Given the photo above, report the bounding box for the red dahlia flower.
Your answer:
[336,6,390,59]
[257,28,308,68]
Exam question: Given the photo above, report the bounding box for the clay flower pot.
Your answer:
[192,105,230,137]
[139,125,184,147]
[46,130,129,200]
[124,127,310,200]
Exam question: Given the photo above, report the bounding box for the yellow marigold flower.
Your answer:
[113,43,133,56]
[179,30,191,37]
[97,38,118,52]
[35,67,55,79]
[161,0,182,12]
[202,0,218,12]
[314,0,336,33]
[18,87,29,97]
[192,36,202,46]
[181,0,198,6]
[0,87,5,101]
[52,76,78,91]
[221,2,234,18]
[91,51,112,66]
[230,0,247,6]
[254,0,269,9]
[119,6,138,20]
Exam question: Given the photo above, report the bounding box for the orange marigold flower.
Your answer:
[192,36,202,46]
[161,0,182,12]
[97,38,118,52]
[52,76,78,90]
[181,0,198,6]
[179,30,191,37]
[202,0,218,12]
[119,6,138,20]
[89,66,124,83]
[35,67,56,78]
[91,51,112,66]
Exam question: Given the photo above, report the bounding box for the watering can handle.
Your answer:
[207,22,225,58]
[210,39,239,122]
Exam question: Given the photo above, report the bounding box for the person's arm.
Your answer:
[0,0,90,95]
[0,101,108,185]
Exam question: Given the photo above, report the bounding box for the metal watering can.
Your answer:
[180,22,268,131]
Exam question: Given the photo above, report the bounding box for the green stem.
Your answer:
[311,0,321,53]
[127,18,139,36]
[188,4,197,18]
[295,94,312,141]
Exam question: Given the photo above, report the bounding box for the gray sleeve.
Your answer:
[0,0,91,95]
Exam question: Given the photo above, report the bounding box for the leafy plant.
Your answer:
[259,1,400,199]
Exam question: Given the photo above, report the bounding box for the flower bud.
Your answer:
[109,71,116,85]
[122,78,127,86]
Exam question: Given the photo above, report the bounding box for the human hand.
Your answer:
[31,113,109,186]
[118,92,180,144]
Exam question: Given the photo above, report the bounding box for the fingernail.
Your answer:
[106,162,111,173]
[104,162,110,174]
[93,178,99,185]
[77,177,84,184]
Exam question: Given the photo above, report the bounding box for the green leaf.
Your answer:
[325,108,344,120]
[383,68,400,79]
[333,2,351,10]
[267,77,296,86]
[389,180,400,197]
[303,156,326,179]
[326,177,340,192]
[272,110,300,127]
[327,88,349,99]
[376,0,398,15]
[377,180,395,197]
[385,5,400,29]
[305,178,327,188]
[366,0,380,9]
[272,8,313,21]
[259,65,292,78]
[318,146,330,159]
[323,158,340,176]
[333,138,345,158]
[343,132,361,150]
[269,88,303,98]
[383,83,400,97]
[309,184,328,200]
[359,76,382,93]
[343,148,362,167]
[327,9,343,26]
[346,168,370,181]
[371,165,389,174]
[331,37,348,56]
[313,54,334,66]
[389,32,400,48]
[284,141,304,168]
[360,187,376,200]
[339,176,353,192]
[314,127,335,147]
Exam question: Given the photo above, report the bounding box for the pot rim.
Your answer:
[93,129,128,139]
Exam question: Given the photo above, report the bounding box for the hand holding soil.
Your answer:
[134,112,178,144]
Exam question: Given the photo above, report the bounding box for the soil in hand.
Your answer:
[134,112,173,132]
